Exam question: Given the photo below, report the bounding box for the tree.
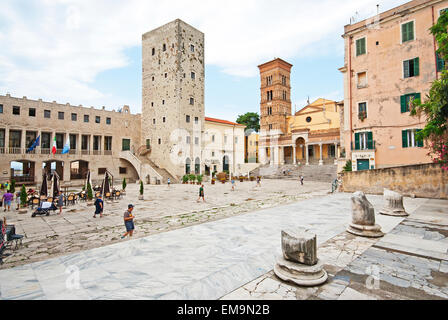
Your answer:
[139,180,144,195]
[20,185,27,207]
[87,182,93,200]
[411,11,448,170]
[122,178,127,190]
[10,179,16,193]
[236,112,260,132]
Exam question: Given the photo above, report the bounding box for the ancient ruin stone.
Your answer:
[379,189,409,217]
[346,191,384,238]
[281,228,317,265]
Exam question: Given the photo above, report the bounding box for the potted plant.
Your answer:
[250,176,255,181]
[196,174,203,185]
[239,176,244,182]
[211,178,215,185]
[86,182,94,206]
[189,174,196,184]
[182,175,189,184]
[17,184,28,214]
[139,180,144,200]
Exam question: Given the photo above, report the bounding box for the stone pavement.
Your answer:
[0,180,330,269]
[221,198,448,300]
[0,192,433,300]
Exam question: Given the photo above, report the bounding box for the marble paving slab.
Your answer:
[0,193,427,300]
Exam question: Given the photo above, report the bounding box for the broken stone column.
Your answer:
[274,228,328,286]
[346,191,384,238]
[379,189,408,217]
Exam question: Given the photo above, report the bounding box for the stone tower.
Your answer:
[142,19,205,179]
[258,58,292,136]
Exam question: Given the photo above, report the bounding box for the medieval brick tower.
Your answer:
[141,19,205,179]
[258,58,292,136]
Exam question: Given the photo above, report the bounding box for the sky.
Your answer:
[0,0,407,122]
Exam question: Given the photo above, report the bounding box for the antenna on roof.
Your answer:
[377,4,380,15]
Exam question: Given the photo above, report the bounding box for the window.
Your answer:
[55,133,64,149]
[403,57,419,78]
[186,136,190,144]
[400,93,421,113]
[119,167,127,174]
[282,90,287,100]
[58,112,64,120]
[224,136,227,143]
[267,107,272,115]
[163,44,166,51]
[195,137,199,145]
[69,134,77,150]
[235,137,238,144]
[28,108,36,117]
[357,72,367,87]
[354,132,373,150]
[402,129,423,148]
[106,117,111,125]
[122,139,130,151]
[212,135,215,142]
[81,135,88,150]
[12,106,20,115]
[146,139,150,149]
[195,117,198,124]
[71,113,77,121]
[153,118,156,124]
[356,37,366,56]
[152,76,155,81]
[212,151,215,157]
[104,136,112,151]
[266,75,272,86]
[306,116,312,123]
[165,73,167,78]
[98,168,106,175]
[267,90,273,101]
[95,116,100,123]
[186,115,190,123]
[437,52,445,72]
[0,104,3,113]
[152,48,155,55]
[189,97,194,105]
[151,102,154,107]
[269,124,273,130]
[158,138,161,144]
[358,102,367,119]
[281,75,286,85]
[41,132,51,149]
[84,115,89,122]
[44,110,51,118]
[163,117,166,123]
[402,21,414,43]
[191,72,195,80]
[162,100,165,105]
[190,44,194,52]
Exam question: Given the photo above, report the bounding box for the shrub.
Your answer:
[122,177,127,190]
[140,180,144,195]
[182,175,189,183]
[196,174,203,184]
[87,182,93,200]
[343,160,352,172]
[20,185,27,207]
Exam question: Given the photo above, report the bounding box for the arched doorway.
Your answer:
[223,155,229,172]
[70,160,89,180]
[43,160,64,181]
[295,137,306,163]
[194,157,200,174]
[10,160,35,184]
[185,158,191,174]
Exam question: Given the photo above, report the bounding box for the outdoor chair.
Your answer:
[105,192,112,200]
[30,197,40,209]
[47,197,53,203]
[114,191,121,200]
[95,192,100,198]
[3,224,24,251]
[67,194,74,205]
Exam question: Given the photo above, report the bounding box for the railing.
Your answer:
[8,147,22,154]
[104,150,112,155]
[0,147,5,154]
[41,148,51,154]
[0,147,112,156]
[92,150,101,155]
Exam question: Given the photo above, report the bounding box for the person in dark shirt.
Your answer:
[93,195,104,218]
[121,204,135,239]
[196,185,205,203]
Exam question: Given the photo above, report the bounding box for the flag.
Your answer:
[26,135,40,153]
[51,136,57,155]
[61,136,70,154]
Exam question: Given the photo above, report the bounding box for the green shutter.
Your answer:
[416,129,424,147]
[402,130,408,148]
[367,132,373,149]
[408,21,414,41]
[356,40,360,56]
[403,60,410,78]
[402,23,408,42]
[355,133,360,150]
[414,57,419,76]
[400,95,407,113]
[361,38,366,55]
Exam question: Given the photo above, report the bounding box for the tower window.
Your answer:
[29,108,36,117]
[158,138,161,144]
[163,44,166,51]
[165,73,167,78]
[190,44,194,52]
[163,117,166,123]
[152,48,155,55]
[186,115,190,123]
[152,76,154,81]
[191,72,195,80]
[195,117,198,124]
[162,100,165,105]
[189,98,194,105]
[12,106,20,115]
[151,102,154,107]
[153,119,156,124]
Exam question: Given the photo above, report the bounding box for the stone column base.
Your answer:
[274,255,328,287]
[346,223,384,238]
[379,208,409,217]
[318,160,323,166]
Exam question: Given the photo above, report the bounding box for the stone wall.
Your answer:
[339,163,448,199]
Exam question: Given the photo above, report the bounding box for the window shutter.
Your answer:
[402,130,408,148]
[414,57,419,76]
[355,133,360,150]
[361,38,366,54]
[416,129,424,147]
[356,40,360,56]
[408,21,414,41]
[402,23,407,42]
[403,60,410,78]
[400,95,407,113]
[367,132,373,149]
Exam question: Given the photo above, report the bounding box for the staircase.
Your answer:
[145,158,178,184]
[250,163,337,183]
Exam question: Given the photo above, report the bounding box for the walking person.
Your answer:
[93,194,104,218]
[231,178,235,191]
[167,178,170,188]
[256,176,261,187]
[300,175,304,186]
[15,192,21,210]
[57,191,64,215]
[121,204,135,239]
[196,184,205,202]
[2,191,13,212]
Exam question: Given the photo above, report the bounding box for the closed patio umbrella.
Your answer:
[85,170,92,191]
[102,171,111,197]
[51,171,61,198]
[40,173,48,197]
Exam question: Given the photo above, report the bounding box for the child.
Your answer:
[15,192,21,210]
[231,178,235,191]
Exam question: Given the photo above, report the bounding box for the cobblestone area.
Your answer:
[1,179,330,269]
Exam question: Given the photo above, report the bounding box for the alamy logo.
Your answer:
[65,265,80,290]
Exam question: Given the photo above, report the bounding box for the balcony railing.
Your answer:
[1,147,112,156]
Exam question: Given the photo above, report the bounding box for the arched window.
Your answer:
[195,157,200,174]
[185,158,191,174]
[223,155,229,172]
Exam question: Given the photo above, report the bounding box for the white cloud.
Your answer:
[0,0,406,111]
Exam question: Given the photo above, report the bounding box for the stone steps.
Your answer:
[251,164,337,182]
